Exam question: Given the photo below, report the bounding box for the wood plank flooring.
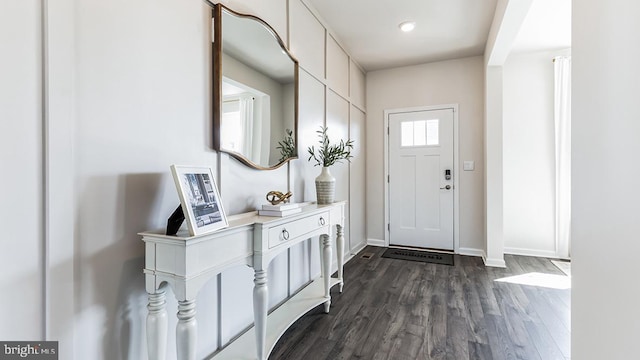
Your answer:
[270,246,570,360]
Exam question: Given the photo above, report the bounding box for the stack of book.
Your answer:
[258,202,302,217]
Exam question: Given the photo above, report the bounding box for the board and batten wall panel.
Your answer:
[326,90,351,252]
[325,91,351,189]
[288,241,311,293]
[327,35,350,98]
[23,0,366,358]
[294,69,327,203]
[350,61,366,110]
[0,0,44,341]
[292,68,328,282]
[73,1,222,358]
[349,106,367,253]
[220,265,253,346]
[194,277,219,359]
[289,0,325,80]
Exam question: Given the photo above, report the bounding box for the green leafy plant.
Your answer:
[307,126,354,167]
[276,128,296,162]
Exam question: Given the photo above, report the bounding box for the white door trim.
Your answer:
[383,104,460,253]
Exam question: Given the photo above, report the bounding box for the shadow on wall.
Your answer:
[111,256,147,360]
[75,172,172,359]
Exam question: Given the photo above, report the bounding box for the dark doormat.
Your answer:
[381,248,454,266]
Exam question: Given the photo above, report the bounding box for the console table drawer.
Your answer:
[268,211,329,248]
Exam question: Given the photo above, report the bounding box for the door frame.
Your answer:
[383,104,460,252]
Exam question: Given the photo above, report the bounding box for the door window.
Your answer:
[400,119,439,147]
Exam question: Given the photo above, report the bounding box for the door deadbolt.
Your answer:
[445,169,451,180]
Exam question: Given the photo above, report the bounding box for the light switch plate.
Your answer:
[463,161,475,171]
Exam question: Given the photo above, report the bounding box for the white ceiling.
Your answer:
[306,0,571,71]
[306,0,499,71]
[511,0,571,54]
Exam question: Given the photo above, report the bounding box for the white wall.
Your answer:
[3,0,366,358]
[572,0,640,358]
[483,0,533,267]
[73,1,221,357]
[0,0,44,340]
[503,50,558,257]
[366,56,485,253]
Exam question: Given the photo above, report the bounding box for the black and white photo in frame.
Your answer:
[170,165,228,235]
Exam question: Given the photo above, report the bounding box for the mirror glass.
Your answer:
[213,5,298,170]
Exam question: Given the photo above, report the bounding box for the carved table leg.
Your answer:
[321,234,332,313]
[176,299,197,360]
[319,240,324,278]
[253,269,268,360]
[147,290,168,360]
[336,224,345,293]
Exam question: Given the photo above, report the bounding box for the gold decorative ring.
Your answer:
[266,191,292,205]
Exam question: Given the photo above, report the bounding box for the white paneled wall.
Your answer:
[326,90,351,253]
[350,62,366,110]
[220,265,254,345]
[289,0,325,80]
[327,35,350,97]
[215,0,368,354]
[326,90,351,202]
[8,0,368,359]
[295,69,327,202]
[349,106,367,253]
[207,0,367,356]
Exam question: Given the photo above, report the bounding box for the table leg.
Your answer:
[147,290,168,360]
[336,224,345,293]
[319,240,324,278]
[253,269,268,360]
[176,299,197,360]
[321,234,332,313]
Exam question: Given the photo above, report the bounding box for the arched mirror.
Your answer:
[212,4,299,170]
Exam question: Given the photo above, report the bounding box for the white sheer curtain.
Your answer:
[240,95,254,159]
[554,56,571,259]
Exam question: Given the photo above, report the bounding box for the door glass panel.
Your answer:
[401,119,439,147]
[414,120,426,146]
[401,121,413,146]
[426,119,439,145]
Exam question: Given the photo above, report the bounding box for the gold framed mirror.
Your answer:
[212,4,299,170]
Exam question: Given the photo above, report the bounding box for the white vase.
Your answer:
[315,166,335,205]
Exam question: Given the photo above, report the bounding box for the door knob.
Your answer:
[440,185,451,190]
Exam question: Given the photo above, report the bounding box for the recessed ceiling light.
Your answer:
[399,21,416,32]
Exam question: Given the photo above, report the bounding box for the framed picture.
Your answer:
[170,165,228,236]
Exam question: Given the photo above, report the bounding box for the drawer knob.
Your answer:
[282,229,290,240]
[319,217,326,226]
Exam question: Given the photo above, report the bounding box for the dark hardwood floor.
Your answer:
[270,246,570,360]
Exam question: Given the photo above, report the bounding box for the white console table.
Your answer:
[140,201,346,360]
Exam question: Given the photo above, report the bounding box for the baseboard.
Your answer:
[483,256,506,268]
[504,247,558,259]
[350,241,367,255]
[367,238,386,247]
[457,247,484,257]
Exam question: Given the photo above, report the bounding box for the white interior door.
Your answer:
[388,108,454,250]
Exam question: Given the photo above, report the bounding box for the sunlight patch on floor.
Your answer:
[495,272,571,290]
[551,260,571,276]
